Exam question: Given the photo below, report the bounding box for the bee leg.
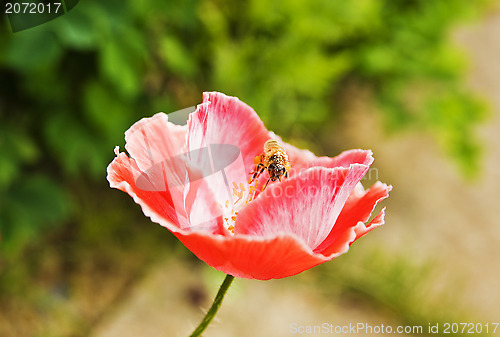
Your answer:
[250,164,265,183]
[250,155,264,174]
[255,164,265,177]
[249,165,259,180]
[262,178,271,191]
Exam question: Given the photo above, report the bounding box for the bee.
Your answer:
[250,139,291,190]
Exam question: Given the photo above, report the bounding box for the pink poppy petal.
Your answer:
[107,151,227,234]
[314,148,374,169]
[124,113,187,173]
[107,152,185,228]
[353,207,386,239]
[343,182,392,225]
[235,164,370,250]
[187,92,270,181]
[315,182,391,256]
[119,112,232,231]
[283,142,374,176]
[174,231,335,279]
[269,133,373,178]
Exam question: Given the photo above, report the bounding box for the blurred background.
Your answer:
[1,0,500,336]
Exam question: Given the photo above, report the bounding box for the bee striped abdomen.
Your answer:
[250,139,291,190]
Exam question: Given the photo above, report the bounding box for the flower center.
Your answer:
[218,179,259,233]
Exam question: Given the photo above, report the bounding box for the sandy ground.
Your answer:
[89,9,500,337]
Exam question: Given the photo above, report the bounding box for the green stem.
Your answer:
[189,274,235,337]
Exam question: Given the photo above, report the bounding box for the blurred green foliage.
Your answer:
[0,0,492,257]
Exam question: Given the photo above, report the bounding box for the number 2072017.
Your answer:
[5,2,62,14]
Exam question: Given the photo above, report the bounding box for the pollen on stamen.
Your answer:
[221,180,257,234]
[247,180,259,203]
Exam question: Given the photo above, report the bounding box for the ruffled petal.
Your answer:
[354,207,386,239]
[107,152,185,228]
[283,142,374,177]
[315,182,392,256]
[124,113,187,173]
[187,92,270,182]
[187,92,271,217]
[268,132,373,179]
[235,165,371,250]
[107,150,227,234]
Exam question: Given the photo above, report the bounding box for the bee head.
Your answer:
[268,163,285,181]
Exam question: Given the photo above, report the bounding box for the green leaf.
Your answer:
[2,27,62,72]
[159,36,197,78]
[100,39,141,98]
[0,175,71,255]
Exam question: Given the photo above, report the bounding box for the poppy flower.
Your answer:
[107,92,391,280]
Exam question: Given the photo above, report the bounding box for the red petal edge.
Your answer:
[174,231,332,280]
[106,150,227,235]
[315,182,392,256]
